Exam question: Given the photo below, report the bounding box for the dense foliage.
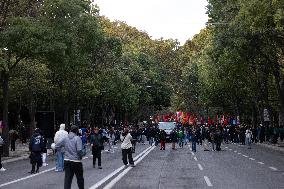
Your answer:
[1,0,283,156]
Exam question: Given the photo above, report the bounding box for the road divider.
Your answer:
[102,146,156,189]
[89,145,154,189]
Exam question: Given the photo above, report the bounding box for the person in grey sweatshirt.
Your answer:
[56,125,85,189]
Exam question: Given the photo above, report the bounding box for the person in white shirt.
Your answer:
[54,124,68,172]
[121,128,135,167]
[245,128,252,149]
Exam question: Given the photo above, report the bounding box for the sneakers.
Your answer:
[0,167,6,171]
[98,166,102,169]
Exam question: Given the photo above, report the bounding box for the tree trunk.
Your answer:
[64,105,69,129]
[29,96,36,137]
[279,80,284,126]
[2,72,9,156]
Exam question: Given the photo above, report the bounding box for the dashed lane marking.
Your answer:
[269,167,278,171]
[249,158,255,161]
[229,149,232,151]
[194,157,198,161]
[242,155,249,158]
[198,164,203,171]
[225,147,228,149]
[204,176,213,187]
[258,162,265,165]
[234,151,237,153]
[191,152,195,156]
[238,153,242,155]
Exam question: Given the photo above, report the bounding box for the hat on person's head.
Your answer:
[60,124,65,130]
[34,128,40,133]
[71,125,78,133]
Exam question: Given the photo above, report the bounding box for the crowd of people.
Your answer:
[0,121,284,188]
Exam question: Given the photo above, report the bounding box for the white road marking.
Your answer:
[242,155,249,158]
[204,176,213,187]
[225,147,228,149]
[191,152,195,156]
[229,149,232,151]
[258,162,265,165]
[198,164,203,170]
[0,167,56,188]
[238,153,242,155]
[269,167,278,171]
[249,158,255,161]
[194,157,198,161]
[234,151,237,153]
[89,146,153,189]
[102,146,156,189]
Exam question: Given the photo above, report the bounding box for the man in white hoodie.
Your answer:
[54,124,68,172]
[121,128,135,167]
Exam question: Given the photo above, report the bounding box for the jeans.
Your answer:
[122,148,134,165]
[192,141,196,152]
[149,137,154,146]
[64,161,84,189]
[246,137,251,148]
[56,151,64,171]
[211,142,215,151]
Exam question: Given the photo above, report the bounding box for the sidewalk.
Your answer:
[256,140,284,153]
[2,140,53,164]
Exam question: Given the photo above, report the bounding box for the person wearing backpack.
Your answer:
[0,133,6,171]
[90,127,104,169]
[55,125,85,189]
[29,128,44,174]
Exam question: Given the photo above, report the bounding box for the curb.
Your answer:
[2,150,54,164]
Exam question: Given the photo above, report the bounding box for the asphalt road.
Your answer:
[0,142,283,189]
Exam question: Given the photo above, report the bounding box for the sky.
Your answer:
[95,0,209,45]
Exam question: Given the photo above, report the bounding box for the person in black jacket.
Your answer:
[90,127,104,169]
[159,129,166,150]
[29,128,44,174]
[170,129,178,150]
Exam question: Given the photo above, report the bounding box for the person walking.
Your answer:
[170,129,178,150]
[121,128,135,167]
[245,127,252,149]
[56,125,85,189]
[159,129,166,150]
[131,129,138,153]
[10,131,17,151]
[191,129,197,152]
[90,127,104,169]
[0,133,6,171]
[210,129,216,151]
[29,128,44,174]
[41,131,48,166]
[54,124,68,172]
